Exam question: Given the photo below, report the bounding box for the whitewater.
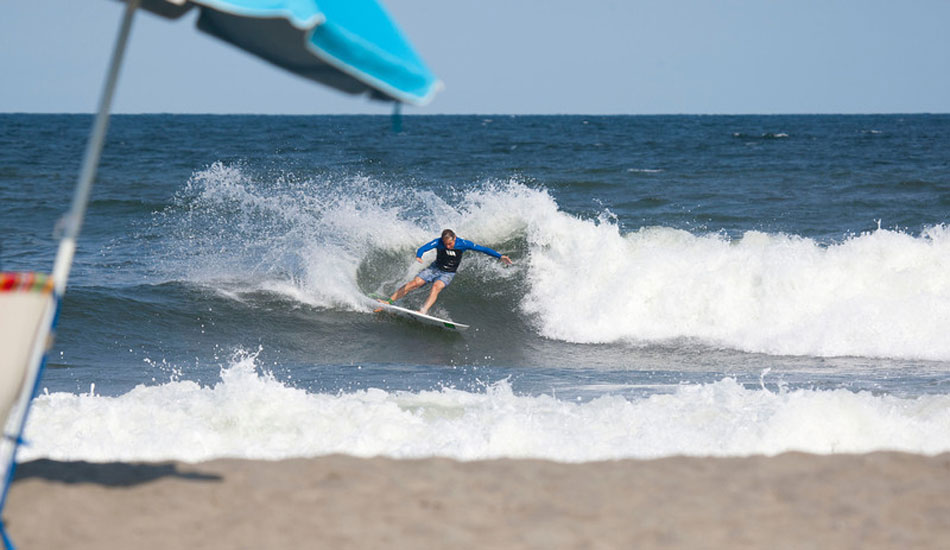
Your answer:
[19,351,950,463]
[5,114,949,465]
[164,162,950,362]
[22,168,950,464]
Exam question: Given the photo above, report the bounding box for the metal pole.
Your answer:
[51,0,140,297]
[0,2,141,548]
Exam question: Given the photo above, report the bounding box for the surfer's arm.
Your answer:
[415,238,441,261]
[459,239,513,265]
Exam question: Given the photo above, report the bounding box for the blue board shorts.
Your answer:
[417,265,456,286]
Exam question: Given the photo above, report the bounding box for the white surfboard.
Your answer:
[374,301,470,331]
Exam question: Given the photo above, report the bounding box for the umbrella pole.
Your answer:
[51,0,140,297]
[0,2,140,549]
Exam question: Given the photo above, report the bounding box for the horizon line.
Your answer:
[2,111,948,117]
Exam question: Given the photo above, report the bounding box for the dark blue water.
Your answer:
[3,114,950,391]
[3,114,950,462]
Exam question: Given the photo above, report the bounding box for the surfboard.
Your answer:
[371,297,469,331]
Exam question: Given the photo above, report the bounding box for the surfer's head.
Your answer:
[441,229,456,249]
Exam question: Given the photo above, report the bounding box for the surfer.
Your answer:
[379,229,513,315]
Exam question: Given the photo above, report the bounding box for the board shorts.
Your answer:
[417,265,456,287]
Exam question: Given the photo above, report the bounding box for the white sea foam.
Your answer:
[163,164,528,311]
[166,164,950,361]
[454,176,950,361]
[19,355,950,463]
[523,221,950,360]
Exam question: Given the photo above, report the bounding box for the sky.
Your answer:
[2,0,949,115]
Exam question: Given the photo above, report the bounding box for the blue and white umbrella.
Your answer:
[136,0,442,105]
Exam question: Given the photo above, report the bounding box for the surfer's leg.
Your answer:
[388,277,426,303]
[418,280,446,315]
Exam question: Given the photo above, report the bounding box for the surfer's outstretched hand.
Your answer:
[500,255,513,266]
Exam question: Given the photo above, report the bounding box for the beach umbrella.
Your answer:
[0,1,440,547]
[134,0,442,106]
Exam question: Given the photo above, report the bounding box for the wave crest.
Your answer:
[157,163,950,361]
[524,223,950,360]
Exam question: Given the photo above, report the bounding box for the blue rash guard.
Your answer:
[416,237,502,273]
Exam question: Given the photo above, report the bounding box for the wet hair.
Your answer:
[441,229,456,240]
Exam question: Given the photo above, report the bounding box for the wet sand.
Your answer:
[5,452,950,549]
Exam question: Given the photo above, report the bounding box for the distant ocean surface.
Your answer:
[2,113,950,463]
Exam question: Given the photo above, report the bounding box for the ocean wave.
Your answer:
[732,132,790,139]
[154,162,531,312]
[20,354,950,463]
[523,222,950,361]
[155,163,950,361]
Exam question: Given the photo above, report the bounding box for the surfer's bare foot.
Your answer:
[418,308,428,315]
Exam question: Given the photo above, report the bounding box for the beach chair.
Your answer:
[0,272,58,549]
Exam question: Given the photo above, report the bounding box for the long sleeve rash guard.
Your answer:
[416,237,502,273]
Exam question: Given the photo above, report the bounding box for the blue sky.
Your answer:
[3,0,949,114]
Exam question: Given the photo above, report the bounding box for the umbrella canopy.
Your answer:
[135,0,443,105]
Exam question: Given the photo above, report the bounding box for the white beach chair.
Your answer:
[0,272,58,549]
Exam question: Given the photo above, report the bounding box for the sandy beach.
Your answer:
[4,452,949,549]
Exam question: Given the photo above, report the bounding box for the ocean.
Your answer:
[2,113,949,463]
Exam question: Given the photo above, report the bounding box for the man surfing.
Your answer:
[378,229,513,315]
